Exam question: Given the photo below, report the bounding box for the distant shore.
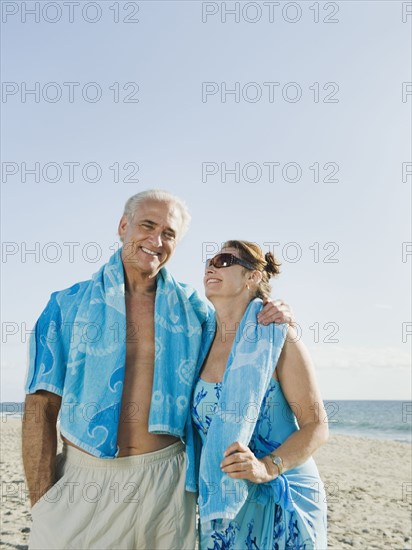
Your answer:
[1,418,411,549]
[3,398,411,445]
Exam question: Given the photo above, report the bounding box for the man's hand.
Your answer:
[257,299,295,326]
[220,441,276,484]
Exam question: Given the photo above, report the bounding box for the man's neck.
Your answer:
[123,268,158,297]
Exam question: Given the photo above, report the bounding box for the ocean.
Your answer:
[1,400,411,443]
[324,400,412,443]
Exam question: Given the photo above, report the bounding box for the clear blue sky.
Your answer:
[1,1,411,401]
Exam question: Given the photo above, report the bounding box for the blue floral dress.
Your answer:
[191,377,328,550]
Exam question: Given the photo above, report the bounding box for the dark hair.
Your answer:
[222,240,281,300]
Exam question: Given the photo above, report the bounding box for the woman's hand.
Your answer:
[257,299,295,327]
[220,441,276,484]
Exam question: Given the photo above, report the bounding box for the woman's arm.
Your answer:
[221,326,328,482]
[264,325,329,473]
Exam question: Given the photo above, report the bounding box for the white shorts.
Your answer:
[29,441,196,550]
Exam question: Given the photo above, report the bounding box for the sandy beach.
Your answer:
[1,418,411,549]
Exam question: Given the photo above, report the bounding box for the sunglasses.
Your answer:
[205,253,255,270]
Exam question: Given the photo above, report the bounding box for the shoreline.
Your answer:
[327,428,411,445]
[1,419,411,549]
[3,412,410,445]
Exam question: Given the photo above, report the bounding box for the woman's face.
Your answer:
[203,247,252,301]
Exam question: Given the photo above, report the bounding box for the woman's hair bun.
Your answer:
[264,252,281,277]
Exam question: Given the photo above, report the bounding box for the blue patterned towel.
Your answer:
[185,298,288,523]
[25,248,209,457]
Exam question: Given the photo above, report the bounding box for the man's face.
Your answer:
[118,199,182,278]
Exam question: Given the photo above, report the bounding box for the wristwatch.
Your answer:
[270,455,284,475]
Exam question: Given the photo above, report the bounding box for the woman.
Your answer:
[186,241,328,549]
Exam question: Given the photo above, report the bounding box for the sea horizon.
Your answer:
[2,399,411,444]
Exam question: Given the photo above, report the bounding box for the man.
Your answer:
[23,189,292,549]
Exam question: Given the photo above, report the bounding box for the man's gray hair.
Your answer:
[122,189,191,239]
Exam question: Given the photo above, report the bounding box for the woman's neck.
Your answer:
[212,296,251,336]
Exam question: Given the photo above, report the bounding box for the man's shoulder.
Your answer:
[176,280,198,297]
[51,278,92,301]
[175,280,204,304]
[44,278,92,318]
[175,281,212,322]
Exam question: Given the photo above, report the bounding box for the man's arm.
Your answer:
[22,390,61,507]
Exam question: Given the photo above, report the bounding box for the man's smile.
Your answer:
[140,246,160,257]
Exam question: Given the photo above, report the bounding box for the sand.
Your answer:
[1,418,411,549]
[313,434,412,549]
